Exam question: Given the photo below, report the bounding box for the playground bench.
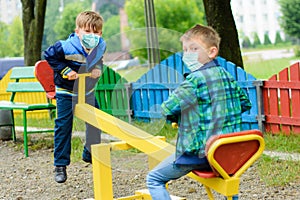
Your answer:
[0,65,56,157]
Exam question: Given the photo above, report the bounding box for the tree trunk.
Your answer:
[21,0,47,66]
[203,0,244,68]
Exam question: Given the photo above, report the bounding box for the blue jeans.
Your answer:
[146,153,211,200]
[54,92,101,166]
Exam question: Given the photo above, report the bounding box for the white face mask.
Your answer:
[182,52,203,72]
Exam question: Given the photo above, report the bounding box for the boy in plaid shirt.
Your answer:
[146,24,251,200]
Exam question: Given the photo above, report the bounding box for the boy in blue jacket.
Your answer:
[44,11,106,183]
[146,24,252,199]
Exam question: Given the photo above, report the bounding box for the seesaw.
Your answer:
[73,73,265,200]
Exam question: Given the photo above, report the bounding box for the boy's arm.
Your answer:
[44,41,69,73]
[238,87,252,113]
[161,80,197,116]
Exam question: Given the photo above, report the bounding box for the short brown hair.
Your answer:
[76,11,104,32]
[180,24,221,49]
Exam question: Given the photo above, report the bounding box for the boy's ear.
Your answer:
[208,46,218,58]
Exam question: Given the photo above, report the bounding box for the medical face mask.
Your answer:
[82,33,100,49]
[182,52,203,72]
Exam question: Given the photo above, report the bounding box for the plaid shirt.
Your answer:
[161,59,252,159]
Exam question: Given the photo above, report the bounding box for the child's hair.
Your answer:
[180,24,221,49]
[76,11,104,32]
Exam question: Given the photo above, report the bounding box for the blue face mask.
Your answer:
[182,52,203,72]
[82,34,100,49]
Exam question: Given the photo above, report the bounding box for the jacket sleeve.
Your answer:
[238,86,252,113]
[43,41,69,74]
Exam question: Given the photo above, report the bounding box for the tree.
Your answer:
[0,22,9,57]
[203,0,244,68]
[125,0,204,61]
[7,17,24,57]
[275,31,284,44]
[102,15,122,52]
[252,33,261,47]
[21,0,47,65]
[242,36,252,49]
[263,33,271,45]
[54,2,89,40]
[279,0,300,40]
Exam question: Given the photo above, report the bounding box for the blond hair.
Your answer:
[180,24,221,49]
[76,11,104,32]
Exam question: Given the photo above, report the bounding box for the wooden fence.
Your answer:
[129,54,260,130]
[94,53,260,130]
[263,62,300,134]
[3,53,299,134]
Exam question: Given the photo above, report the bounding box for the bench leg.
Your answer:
[10,110,17,142]
[22,110,29,157]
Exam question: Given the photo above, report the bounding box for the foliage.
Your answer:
[252,33,261,47]
[7,17,24,57]
[43,1,62,50]
[54,2,89,40]
[124,0,205,62]
[279,0,300,40]
[0,17,23,57]
[102,15,122,52]
[43,0,92,50]
[0,21,9,57]
[294,46,300,57]
[275,31,284,44]
[242,36,252,48]
[263,33,272,45]
[99,3,119,20]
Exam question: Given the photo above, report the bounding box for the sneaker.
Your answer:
[82,147,92,164]
[54,166,67,183]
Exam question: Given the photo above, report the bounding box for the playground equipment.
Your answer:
[74,73,265,200]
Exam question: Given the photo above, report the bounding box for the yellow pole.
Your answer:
[92,143,114,200]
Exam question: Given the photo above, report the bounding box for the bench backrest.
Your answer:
[7,66,45,102]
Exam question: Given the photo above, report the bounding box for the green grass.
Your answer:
[243,57,294,80]
[257,154,300,186]
[264,132,300,153]
[116,65,149,82]
[257,132,300,186]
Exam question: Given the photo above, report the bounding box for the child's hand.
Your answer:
[90,68,101,79]
[66,70,78,80]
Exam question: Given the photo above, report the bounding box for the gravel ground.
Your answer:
[0,134,300,200]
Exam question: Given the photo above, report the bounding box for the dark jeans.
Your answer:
[53,92,101,166]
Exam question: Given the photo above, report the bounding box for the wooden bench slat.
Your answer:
[7,82,44,92]
[0,101,56,110]
[10,66,35,79]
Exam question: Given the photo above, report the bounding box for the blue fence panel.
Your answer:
[131,53,259,130]
[131,52,187,120]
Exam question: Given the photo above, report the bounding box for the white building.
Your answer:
[231,0,285,44]
[0,0,22,24]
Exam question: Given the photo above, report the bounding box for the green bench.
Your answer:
[0,66,56,157]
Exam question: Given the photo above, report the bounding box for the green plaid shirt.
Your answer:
[161,60,252,158]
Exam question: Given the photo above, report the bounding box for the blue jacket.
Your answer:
[43,33,106,93]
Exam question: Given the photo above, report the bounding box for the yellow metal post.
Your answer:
[91,143,114,200]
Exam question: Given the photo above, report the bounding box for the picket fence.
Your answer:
[95,53,261,130]
[263,61,300,134]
